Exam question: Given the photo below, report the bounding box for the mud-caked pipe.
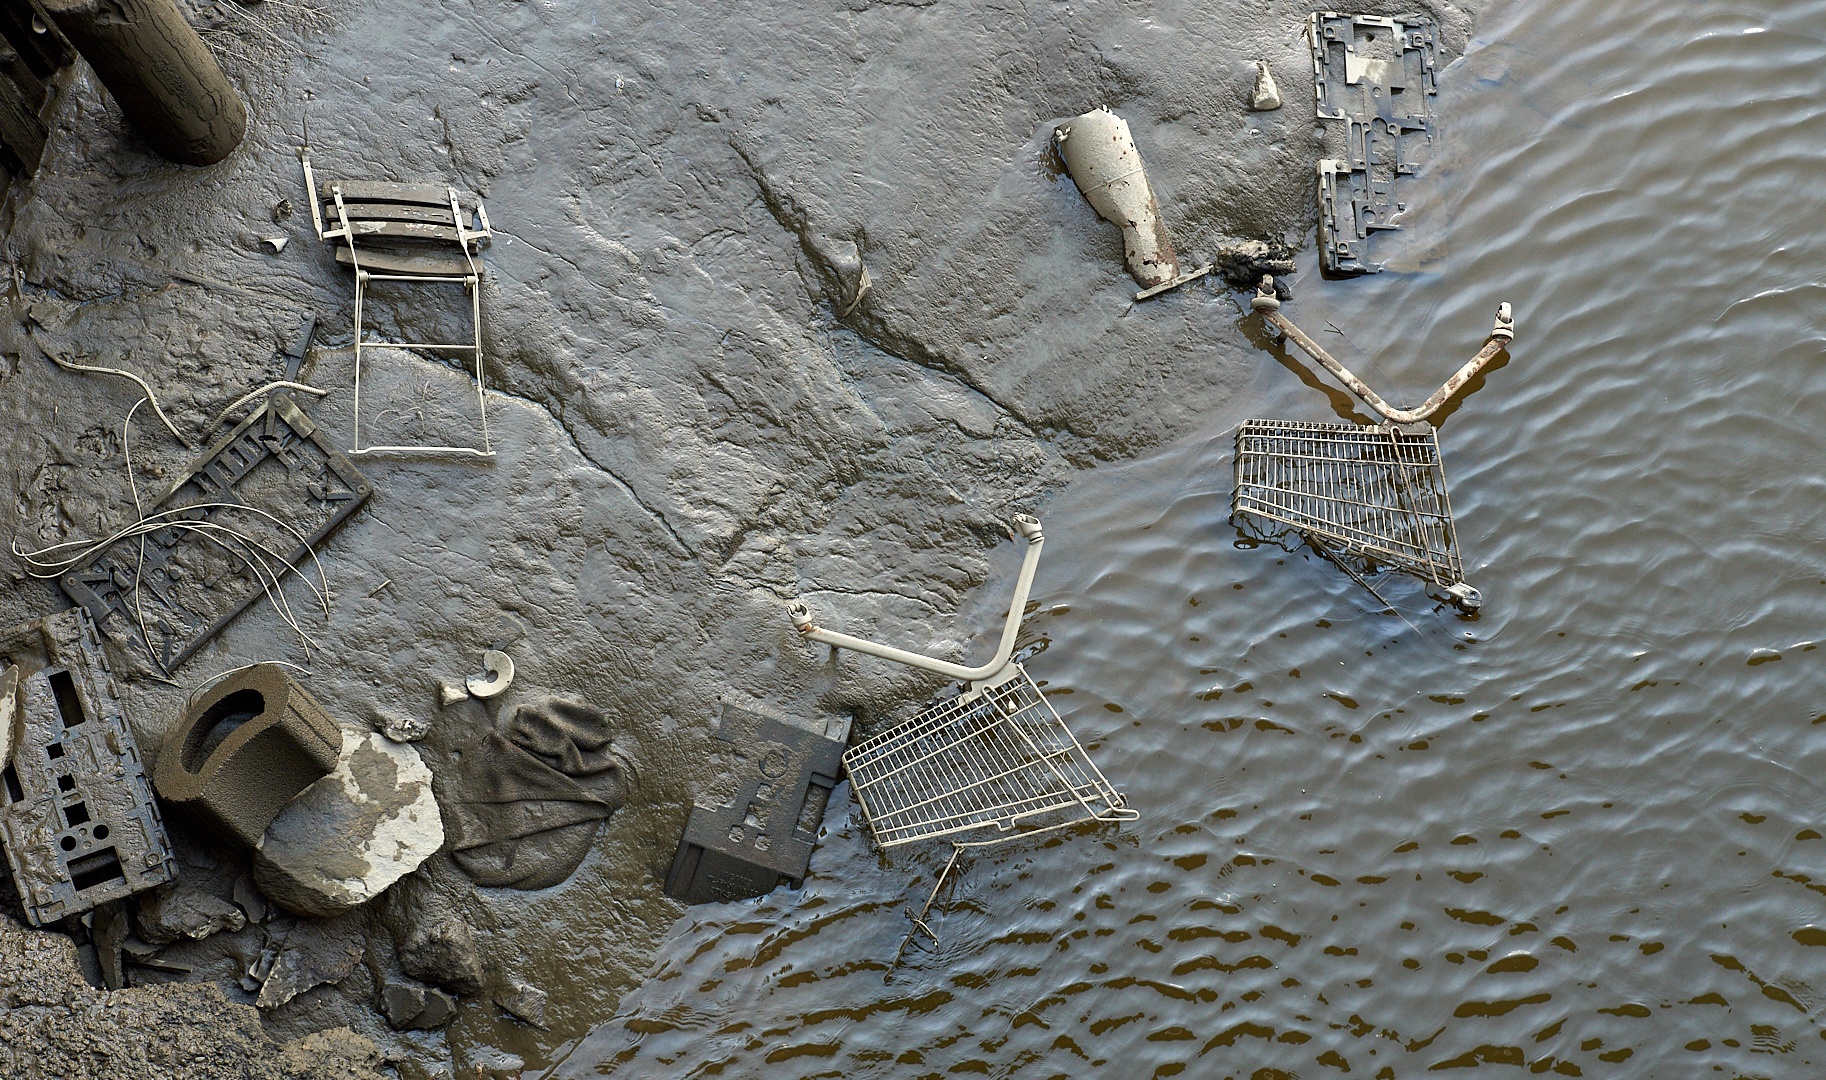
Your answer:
[1252,276,1515,426]
[1055,108,1180,289]
[42,0,246,166]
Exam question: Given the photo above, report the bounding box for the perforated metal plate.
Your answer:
[0,609,175,926]
[1310,11,1439,274]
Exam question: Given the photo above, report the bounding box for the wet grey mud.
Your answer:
[0,0,1822,1077]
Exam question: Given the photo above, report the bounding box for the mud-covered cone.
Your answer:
[1055,107,1180,288]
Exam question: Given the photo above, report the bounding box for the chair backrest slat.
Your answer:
[311,169,489,263]
[345,220,466,245]
[318,179,459,208]
[328,200,460,227]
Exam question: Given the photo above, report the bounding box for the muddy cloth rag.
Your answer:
[444,698,629,890]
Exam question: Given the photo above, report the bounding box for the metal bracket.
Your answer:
[1309,12,1439,274]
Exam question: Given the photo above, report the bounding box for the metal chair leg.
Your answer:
[352,269,366,454]
[469,274,489,454]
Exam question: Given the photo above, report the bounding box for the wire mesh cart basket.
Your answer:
[844,664,1130,851]
[1234,277,1513,613]
[788,515,1136,961]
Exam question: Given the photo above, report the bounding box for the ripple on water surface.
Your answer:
[549,0,1826,1075]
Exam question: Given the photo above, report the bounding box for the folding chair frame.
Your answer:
[301,146,495,458]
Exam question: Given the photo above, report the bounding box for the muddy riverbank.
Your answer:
[0,0,1486,1075]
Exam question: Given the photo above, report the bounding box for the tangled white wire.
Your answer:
[10,399,335,668]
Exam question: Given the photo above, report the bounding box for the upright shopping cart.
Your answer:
[1233,277,1513,612]
[788,515,1135,961]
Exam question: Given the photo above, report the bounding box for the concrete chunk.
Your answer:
[253,730,444,918]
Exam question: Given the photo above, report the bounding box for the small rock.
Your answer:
[398,914,485,997]
[438,680,469,707]
[253,730,444,918]
[375,707,431,743]
[803,233,870,317]
[256,919,365,1010]
[91,901,128,990]
[134,883,247,946]
[24,297,71,328]
[381,980,459,1030]
[232,875,267,924]
[470,1047,527,1078]
[241,946,276,994]
[494,980,547,1027]
[74,942,104,988]
[120,935,161,961]
[1250,60,1283,111]
[121,935,191,976]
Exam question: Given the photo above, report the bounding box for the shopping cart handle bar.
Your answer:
[789,515,1045,683]
[1251,277,1514,425]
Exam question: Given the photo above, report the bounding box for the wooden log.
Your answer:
[0,56,46,172]
[40,0,244,166]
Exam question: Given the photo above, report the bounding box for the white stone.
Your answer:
[1251,61,1283,111]
[0,665,17,767]
[252,730,444,918]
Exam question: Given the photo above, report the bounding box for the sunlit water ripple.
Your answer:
[549,1,1826,1075]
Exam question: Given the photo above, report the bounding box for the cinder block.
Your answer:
[155,663,341,848]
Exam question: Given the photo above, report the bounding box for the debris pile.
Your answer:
[0,3,1512,1063]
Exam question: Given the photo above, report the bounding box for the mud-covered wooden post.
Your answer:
[39,0,245,165]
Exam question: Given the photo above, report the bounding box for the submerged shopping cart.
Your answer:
[1233,277,1514,613]
[787,515,1135,961]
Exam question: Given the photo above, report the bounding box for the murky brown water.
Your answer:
[539,0,1826,1075]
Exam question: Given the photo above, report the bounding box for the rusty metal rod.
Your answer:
[1251,276,1513,425]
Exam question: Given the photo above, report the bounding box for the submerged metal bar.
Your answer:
[790,515,1044,684]
[1251,277,1513,425]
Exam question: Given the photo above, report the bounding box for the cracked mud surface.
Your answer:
[0,0,1477,1075]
